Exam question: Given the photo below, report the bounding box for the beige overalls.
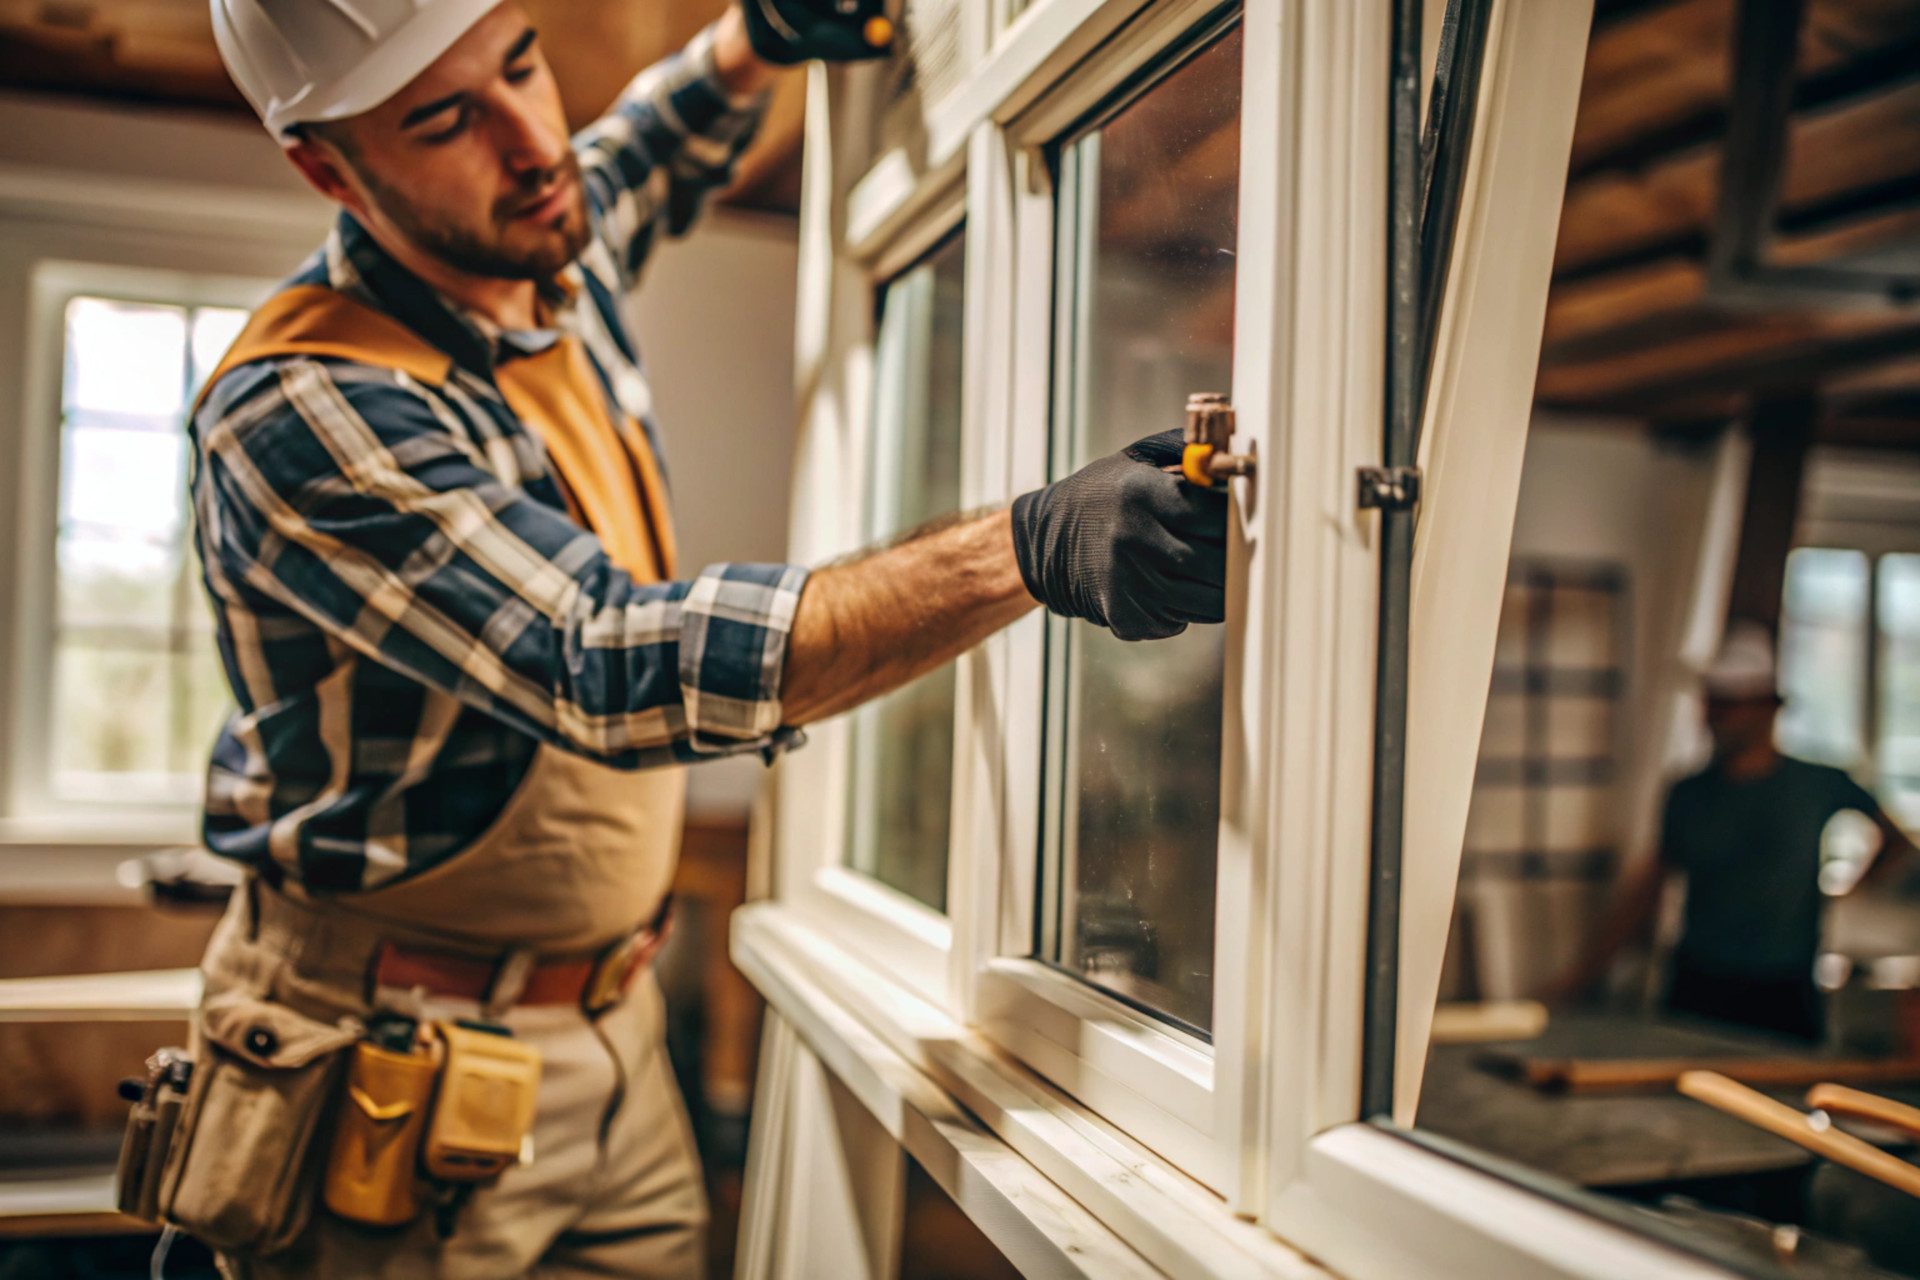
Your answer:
[195,285,709,1279]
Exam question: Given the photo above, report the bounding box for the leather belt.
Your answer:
[369,895,673,1015]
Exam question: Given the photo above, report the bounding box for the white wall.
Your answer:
[0,91,799,894]
[1506,413,1734,863]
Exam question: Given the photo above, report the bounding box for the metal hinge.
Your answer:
[1356,465,1423,511]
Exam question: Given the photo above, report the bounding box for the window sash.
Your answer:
[765,0,1609,1265]
[965,0,1255,1197]
[779,186,972,1008]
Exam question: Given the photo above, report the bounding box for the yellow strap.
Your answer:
[494,338,676,583]
[193,285,454,415]
[197,284,676,583]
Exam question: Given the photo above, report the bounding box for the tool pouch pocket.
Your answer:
[422,1021,542,1182]
[323,1038,439,1227]
[159,993,361,1254]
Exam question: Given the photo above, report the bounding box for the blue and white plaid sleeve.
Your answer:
[195,360,807,765]
[574,22,768,293]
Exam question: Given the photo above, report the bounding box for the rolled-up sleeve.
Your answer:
[196,359,806,766]
[574,21,768,293]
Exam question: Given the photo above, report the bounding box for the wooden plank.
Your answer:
[1678,1070,1920,1198]
[0,1173,146,1240]
[1556,74,1920,275]
[1535,309,1917,406]
[1495,1053,1920,1094]
[1539,204,1920,361]
[1807,1082,1920,1141]
[1569,0,1920,175]
[1569,0,1735,174]
[0,968,201,1022]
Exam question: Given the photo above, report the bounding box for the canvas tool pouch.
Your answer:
[115,1047,191,1223]
[156,991,362,1254]
[421,1021,542,1182]
[322,1035,441,1227]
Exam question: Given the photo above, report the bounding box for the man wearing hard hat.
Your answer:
[135,2,1230,1275]
[1553,623,1916,1042]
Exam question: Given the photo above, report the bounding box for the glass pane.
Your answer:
[1878,554,1920,824]
[1042,24,1242,1034]
[1777,547,1869,767]
[59,421,186,544]
[56,533,179,631]
[52,642,173,783]
[191,307,251,392]
[175,643,234,780]
[844,233,967,912]
[45,295,245,803]
[64,298,187,418]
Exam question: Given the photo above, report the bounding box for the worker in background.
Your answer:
[160,1,1230,1276]
[1551,623,1918,1043]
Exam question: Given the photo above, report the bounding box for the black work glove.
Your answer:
[1011,430,1229,642]
[738,0,893,65]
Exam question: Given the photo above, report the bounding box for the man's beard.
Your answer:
[366,153,591,282]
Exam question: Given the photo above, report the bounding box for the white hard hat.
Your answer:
[211,0,504,140]
[1700,621,1779,700]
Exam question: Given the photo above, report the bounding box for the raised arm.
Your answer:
[1856,804,1920,893]
[573,14,775,293]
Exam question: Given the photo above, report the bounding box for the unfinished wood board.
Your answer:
[1476,1013,1920,1093]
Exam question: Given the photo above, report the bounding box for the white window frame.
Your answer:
[775,103,972,1005]
[740,0,1742,1275]
[5,260,277,841]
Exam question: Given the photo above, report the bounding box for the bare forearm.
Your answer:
[782,509,1036,726]
[1857,815,1920,893]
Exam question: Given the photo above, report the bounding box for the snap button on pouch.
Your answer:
[244,1025,279,1057]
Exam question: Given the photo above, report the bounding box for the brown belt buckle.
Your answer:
[582,934,639,1015]
[581,897,675,1015]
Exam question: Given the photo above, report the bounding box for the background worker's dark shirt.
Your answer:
[1660,755,1879,980]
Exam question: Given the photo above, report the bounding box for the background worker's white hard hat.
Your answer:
[211,0,504,140]
[1700,621,1780,701]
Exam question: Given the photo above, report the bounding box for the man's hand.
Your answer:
[1011,430,1229,641]
[738,0,895,65]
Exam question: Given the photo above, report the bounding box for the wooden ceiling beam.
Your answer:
[1570,0,1920,177]
[1537,316,1920,413]
[1541,205,1920,352]
[1556,70,1920,277]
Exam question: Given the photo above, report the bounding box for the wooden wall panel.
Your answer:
[0,904,218,1131]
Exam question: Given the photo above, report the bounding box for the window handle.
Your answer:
[1181,393,1256,486]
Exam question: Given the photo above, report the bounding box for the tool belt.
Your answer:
[114,882,670,1253]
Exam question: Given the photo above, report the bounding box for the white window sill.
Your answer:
[729,902,1330,1279]
[0,815,201,903]
[731,903,1744,1280]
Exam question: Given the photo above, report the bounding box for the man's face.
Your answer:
[302,4,589,281]
[1704,693,1780,757]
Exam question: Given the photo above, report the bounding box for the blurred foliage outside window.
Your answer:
[49,296,244,804]
[843,233,967,912]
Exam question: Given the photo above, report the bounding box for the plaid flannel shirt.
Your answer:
[189,25,808,893]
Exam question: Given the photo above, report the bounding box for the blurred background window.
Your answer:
[1036,24,1241,1036]
[843,232,967,912]
[1876,553,1920,826]
[48,296,243,805]
[1777,546,1871,770]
